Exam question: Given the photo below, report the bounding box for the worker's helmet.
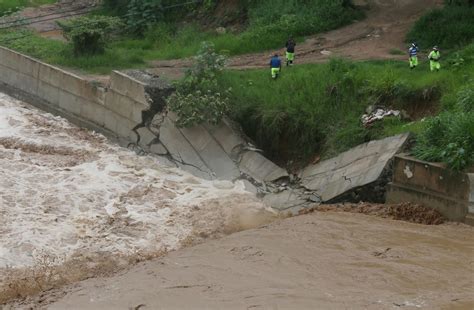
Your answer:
[433,46,439,51]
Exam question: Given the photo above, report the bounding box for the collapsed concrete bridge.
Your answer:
[0,46,472,222]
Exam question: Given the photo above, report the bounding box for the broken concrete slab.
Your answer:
[263,189,308,211]
[179,124,241,180]
[205,119,247,157]
[241,179,258,194]
[112,70,289,194]
[239,151,289,183]
[149,143,168,155]
[136,127,157,148]
[300,134,409,202]
[159,117,213,180]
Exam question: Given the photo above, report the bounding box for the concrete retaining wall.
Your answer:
[0,46,149,144]
[387,155,474,224]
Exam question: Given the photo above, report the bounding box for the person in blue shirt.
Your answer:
[408,42,419,69]
[270,54,282,79]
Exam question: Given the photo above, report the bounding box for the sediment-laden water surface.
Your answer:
[0,93,274,301]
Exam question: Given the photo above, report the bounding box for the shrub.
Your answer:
[167,90,229,127]
[58,16,124,55]
[167,42,230,127]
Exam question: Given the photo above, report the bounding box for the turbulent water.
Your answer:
[0,93,273,275]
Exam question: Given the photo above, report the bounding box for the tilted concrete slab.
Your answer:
[263,190,308,211]
[300,134,409,202]
[159,117,213,180]
[239,151,289,183]
[205,120,247,157]
[179,125,241,180]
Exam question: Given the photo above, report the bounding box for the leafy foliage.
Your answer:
[126,0,163,35]
[58,16,124,55]
[167,42,230,127]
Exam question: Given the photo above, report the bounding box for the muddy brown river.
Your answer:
[34,212,473,309]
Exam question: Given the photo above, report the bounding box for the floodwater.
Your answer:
[1,92,473,309]
[46,212,474,309]
[0,93,274,296]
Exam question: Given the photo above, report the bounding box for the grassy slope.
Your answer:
[0,0,362,73]
[218,45,474,164]
[406,5,474,48]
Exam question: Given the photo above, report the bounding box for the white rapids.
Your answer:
[0,93,273,273]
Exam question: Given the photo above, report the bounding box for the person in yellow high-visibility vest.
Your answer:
[428,46,441,72]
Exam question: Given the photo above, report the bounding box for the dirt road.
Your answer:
[149,0,443,79]
[23,211,474,309]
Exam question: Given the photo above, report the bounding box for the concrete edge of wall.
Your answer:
[0,81,124,145]
[0,46,147,143]
[387,155,473,225]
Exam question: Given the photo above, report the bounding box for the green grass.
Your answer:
[0,0,56,15]
[217,45,474,163]
[406,4,474,49]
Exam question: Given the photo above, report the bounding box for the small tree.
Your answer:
[58,16,124,55]
[167,42,230,128]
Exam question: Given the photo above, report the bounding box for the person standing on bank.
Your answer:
[285,36,296,66]
[408,42,419,69]
[270,54,282,79]
[428,46,441,72]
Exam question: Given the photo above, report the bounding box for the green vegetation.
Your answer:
[58,16,124,55]
[217,44,474,169]
[0,0,362,73]
[406,1,474,49]
[167,42,230,128]
[0,0,55,15]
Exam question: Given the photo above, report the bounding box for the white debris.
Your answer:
[362,108,401,127]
